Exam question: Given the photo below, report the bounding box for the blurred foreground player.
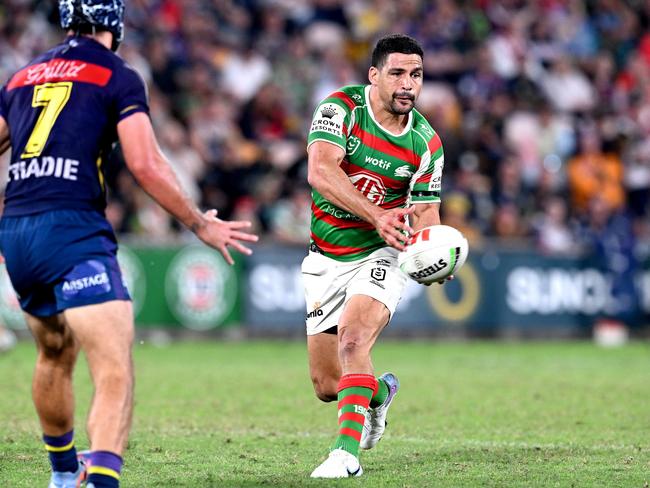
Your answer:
[0,1,257,487]
[304,34,447,477]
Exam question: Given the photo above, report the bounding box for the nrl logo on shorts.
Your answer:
[346,136,361,155]
[320,105,337,119]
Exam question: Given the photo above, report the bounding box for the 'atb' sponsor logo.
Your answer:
[349,172,386,205]
[165,246,237,330]
[311,103,344,137]
[8,157,80,182]
[409,258,447,279]
[394,165,413,178]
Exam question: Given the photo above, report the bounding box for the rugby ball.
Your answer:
[398,225,469,284]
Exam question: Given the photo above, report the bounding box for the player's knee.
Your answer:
[338,329,372,360]
[311,375,337,402]
[38,329,76,362]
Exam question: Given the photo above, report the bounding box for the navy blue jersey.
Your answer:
[0,35,148,216]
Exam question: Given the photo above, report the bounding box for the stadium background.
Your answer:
[1,0,650,337]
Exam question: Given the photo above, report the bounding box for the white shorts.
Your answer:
[301,247,408,335]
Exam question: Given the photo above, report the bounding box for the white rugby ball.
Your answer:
[398,225,469,284]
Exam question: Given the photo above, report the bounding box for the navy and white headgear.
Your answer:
[59,0,125,51]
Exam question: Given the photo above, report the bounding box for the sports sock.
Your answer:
[370,376,389,408]
[43,430,78,473]
[331,373,378,457]
[86,450,122,488]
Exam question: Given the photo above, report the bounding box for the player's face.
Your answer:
[370,53,423,115]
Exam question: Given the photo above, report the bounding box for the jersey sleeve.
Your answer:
[410,131,444,204]
[307,92,355,152]
[113,63,149,122]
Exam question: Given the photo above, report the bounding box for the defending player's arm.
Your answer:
[0,116,9,156]
[117,113,257,265]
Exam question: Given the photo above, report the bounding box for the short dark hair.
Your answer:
[371,34,423,69]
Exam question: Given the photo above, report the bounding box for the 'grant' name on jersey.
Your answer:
[8,157,80,182]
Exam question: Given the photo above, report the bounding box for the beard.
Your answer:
[388,91,415,115]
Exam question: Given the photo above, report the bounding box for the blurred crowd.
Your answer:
[1,0,650,259]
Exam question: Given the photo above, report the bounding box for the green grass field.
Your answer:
[1,340,648,487]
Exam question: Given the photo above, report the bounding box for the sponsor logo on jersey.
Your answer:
[349,172,386,205]
[351,93,362,102]
[364,155,391,170]
[8,58,113,90]
[8,157,80,182]
[321,203,362,221]
[311,104,344,137]
[394,165,413,178]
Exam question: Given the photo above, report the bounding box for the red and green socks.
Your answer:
[43,430,79,473]
[370,375,389,408]
[331,374,378,457]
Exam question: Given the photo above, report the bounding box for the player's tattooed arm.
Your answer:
[308,140,413,250]
[0,116,10,155]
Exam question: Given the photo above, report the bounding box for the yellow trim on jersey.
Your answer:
[44,440,74,452]
[120,104,140,115]
[88,466,120,479]
[96,156,105,191]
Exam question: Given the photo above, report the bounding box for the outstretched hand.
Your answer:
[374,206,415,251]
[194,209,259,265]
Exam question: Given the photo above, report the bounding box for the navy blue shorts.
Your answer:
[0,209,130,317]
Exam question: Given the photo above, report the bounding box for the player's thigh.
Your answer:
[338,294,390,345]
[340,248,407,337]
[63,300,134,371]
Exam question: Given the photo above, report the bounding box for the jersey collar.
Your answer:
[364,85,413,137]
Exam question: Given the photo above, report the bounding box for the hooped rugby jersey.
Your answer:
[0,35,149,216]
[307,84,444,261]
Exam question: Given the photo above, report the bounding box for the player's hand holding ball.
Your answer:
[398,225,469,285]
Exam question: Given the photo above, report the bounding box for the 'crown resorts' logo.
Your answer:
[320,105,337,119]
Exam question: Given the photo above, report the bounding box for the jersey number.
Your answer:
[21,82,73,158]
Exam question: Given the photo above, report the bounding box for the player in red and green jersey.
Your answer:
[304,34,446,478]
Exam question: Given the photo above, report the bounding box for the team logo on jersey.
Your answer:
[349,172,386,205]
[165,246,237,330]
[347,136,361,155]
[394,165,413,178]
[351,94,362,102]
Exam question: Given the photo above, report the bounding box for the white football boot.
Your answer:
[310,448,363,478]
[360,372,399,450]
